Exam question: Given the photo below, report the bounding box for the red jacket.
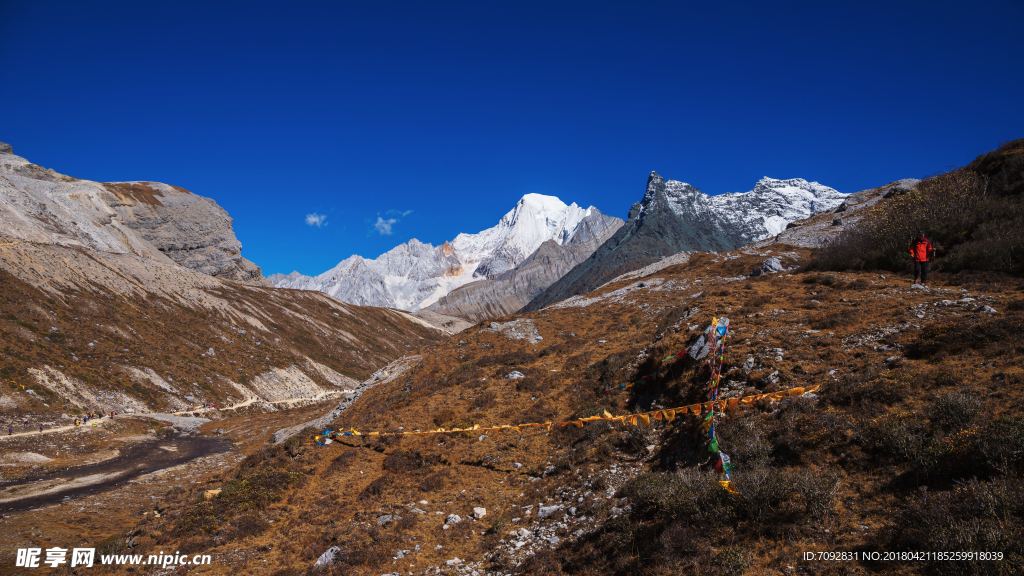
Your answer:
[909,237,934,262]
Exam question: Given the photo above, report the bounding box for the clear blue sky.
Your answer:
[2,1,1022,276]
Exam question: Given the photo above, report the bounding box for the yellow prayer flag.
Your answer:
[603,410,614,419]
[652,410,663,421]
[638,413,651,426]
[664,409,676,421]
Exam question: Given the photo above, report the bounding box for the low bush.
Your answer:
[879,478,1024,575]
[624,469,738,528]
[929,393,982,432]
[382,450,440,474]
[809,308,857,330]
[792,468,844,519]
[360,473,393,500]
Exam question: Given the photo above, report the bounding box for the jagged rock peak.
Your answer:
[0,141,12,154]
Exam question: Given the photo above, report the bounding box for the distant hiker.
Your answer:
[23,418,28,427]
[7,426,11,436]
[39,423,43,433]
[909,230,935,286]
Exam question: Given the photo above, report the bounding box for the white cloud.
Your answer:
[374,217,398,235]
[388,209,413,217]
[305,213,327,227]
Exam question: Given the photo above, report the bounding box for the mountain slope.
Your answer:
[522,171,845,311]
[130,242,1024,576]
[0,233,447,418]
[270,194,621,312]
[0,141,267,285]
[0,140,447,418]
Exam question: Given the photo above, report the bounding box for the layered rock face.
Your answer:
[0,141,268,285]
[522,171,845,311]
[427,209,622,321]
[271,194,622,313]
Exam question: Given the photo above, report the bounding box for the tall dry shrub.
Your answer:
[814,170,992,272]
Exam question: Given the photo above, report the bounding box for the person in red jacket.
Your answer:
[909,230,935,286]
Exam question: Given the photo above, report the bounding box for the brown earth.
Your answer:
[76,247,1023,575]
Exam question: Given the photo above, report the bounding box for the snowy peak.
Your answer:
[273,192,620,312]
[453,193,598,279]
[644,173,846,243]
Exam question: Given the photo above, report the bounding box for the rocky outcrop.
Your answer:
[523,172,845,311]
[427,209,622,321]
[103,181,268,284]
[0,141,268,285]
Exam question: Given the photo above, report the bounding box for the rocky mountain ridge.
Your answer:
[523,172,846,311]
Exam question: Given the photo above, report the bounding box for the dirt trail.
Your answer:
[169,389,348,416]
[0,436,230,513]
[3,417,117,439]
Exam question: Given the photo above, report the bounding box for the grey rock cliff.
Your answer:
[0,141,268,285]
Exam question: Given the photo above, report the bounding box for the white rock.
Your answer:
[537,505,562,518]
[313,546,341,569]
[505,371,525,380]
[446,514,462,525]
[473,507,487,519]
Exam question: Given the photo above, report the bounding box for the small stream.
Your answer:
[0,436,231,513]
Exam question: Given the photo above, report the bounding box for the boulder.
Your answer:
[377,514,399,527]
[473,507,487,519]
[537,505,562,518]
[313,546,341,569]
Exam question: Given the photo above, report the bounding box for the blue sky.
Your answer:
[2,1,1022,276]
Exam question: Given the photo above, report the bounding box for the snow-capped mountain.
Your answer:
[654,176,846,245]
[269,194,622,312]
[523,172,846,311]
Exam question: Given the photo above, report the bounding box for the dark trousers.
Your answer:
[913,260,929,283]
